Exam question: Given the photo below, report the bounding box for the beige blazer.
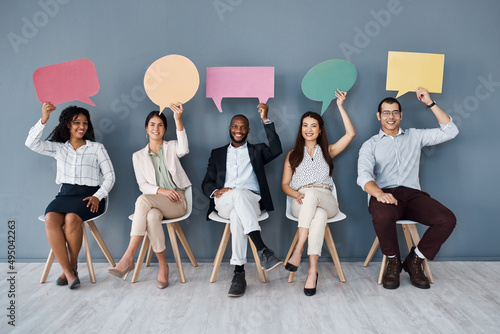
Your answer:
[132,130,191,194]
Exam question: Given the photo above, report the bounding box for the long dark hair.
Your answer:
[145,111,168,130]
[46,106,95,142]
[289,111,334,176]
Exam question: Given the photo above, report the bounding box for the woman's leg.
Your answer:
[155,251,169,283]
[45,212,76,282]
[288,227,308,267]
[289,188,318,267]
[305,254,319,289]
[64,213,83,271]
[114,236,143,272]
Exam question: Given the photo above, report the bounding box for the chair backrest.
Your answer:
[285,183,346,222]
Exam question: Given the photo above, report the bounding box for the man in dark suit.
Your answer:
[202,103,283,297]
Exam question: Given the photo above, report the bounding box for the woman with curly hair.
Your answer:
[26,102,115,289]
[281,90,354,296]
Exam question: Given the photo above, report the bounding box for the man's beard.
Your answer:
[229,132,247,144]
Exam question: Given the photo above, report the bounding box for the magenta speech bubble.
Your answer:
[206,67,274,112]
[33,59,100,106]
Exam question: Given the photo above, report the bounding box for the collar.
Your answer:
[148,144,163,156]
[378,127,405,139]
[229,142,248,150]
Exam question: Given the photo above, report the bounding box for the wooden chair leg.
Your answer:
[131,235,150,283]
[249,237,267,283]
[210,223,231,283]
[406,224,434,283]
[378,255,387,285]
[363,237,380,267]
[324,225,346,283]
[173,221,198,267]
[82,223,96,284]
[146,244,153,267]
[40,249,55,283]
[85,220,116,267]
[284,230,299,283]
[402,224,414,252]
[167,223,186,283]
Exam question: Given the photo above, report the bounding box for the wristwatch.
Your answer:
[426,101,436,109]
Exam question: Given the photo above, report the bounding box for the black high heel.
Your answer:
[304,273,318,296]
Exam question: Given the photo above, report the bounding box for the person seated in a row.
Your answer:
[26,102,115,290]
[202,103,283,297]
[282,90,354,296]
[108,104,190,289]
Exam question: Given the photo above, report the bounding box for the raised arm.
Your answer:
[328,90,356,159]
[25,102,58,156]
[168,103,189,157]
[416,87,451,124]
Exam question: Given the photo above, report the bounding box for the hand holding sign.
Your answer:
[301,59,357,115]
[206,67,274,113]
[33,58,100,106]
[386,51,445,98]
[144,55,200,114]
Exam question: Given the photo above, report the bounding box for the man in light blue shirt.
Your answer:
[357,87,458,290]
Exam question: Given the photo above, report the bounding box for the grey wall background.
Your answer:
[1,0,499,263]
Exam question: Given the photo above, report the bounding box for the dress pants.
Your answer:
[130,192,187,253]
[291,187,338,255]
[368,187,456,260]
[215,188,262,265]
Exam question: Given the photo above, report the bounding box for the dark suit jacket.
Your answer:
[201,122,282,220]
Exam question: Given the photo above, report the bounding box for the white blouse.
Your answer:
[25,119,115,200]
[289,145,334,191]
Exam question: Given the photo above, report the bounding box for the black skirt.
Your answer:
[45,184,106,222]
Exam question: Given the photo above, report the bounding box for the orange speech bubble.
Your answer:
[144,55,200,114]
[33,59,99,106]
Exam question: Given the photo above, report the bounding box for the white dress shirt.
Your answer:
[25,119,115,200]
[224,142,260,193]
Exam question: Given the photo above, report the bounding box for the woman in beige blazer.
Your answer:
[109,104,191,288]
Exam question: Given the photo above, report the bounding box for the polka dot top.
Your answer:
[290,145,334,191]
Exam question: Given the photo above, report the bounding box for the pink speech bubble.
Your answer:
[33,59,100,106]
[206,67,274,112]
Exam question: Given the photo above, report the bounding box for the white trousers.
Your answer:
[291,188,338,255]
[215,188,261,265]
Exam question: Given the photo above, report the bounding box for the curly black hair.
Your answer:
[46,106,95,142]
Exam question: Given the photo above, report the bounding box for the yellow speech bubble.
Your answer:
[144,55,200,114]
[386,51,445,98]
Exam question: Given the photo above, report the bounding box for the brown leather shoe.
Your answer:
[382,254,402,289]
[403,247,430,289]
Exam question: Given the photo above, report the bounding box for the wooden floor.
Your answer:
[2,261,499,334]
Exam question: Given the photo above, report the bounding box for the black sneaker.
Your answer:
[228,271,246,297]
[258,247,283,271]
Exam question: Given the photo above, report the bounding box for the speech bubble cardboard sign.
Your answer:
[33,58,100,106]
[386,51,445,98]
[144,55,200,114]
[206,67,274,113]
[301,59,357,115]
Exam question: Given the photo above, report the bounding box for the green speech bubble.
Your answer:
[301,59,357,115]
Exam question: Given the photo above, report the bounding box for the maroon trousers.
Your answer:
[368,187,456,260]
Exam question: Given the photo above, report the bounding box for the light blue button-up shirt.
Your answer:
[224,142,260,193]
[357,119,459,191]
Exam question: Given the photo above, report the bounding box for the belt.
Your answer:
[298,184,331,191]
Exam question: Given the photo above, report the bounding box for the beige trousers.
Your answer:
[130,192,187,253]
[291,187,338,255]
